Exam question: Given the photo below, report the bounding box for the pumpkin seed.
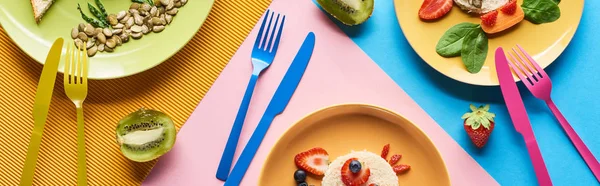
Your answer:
[160,0,171,6]
[103,28,112,37]
[104,46,113,52]
[181,0,187,5]
[158,7,165,14]
[115,36,122,46]
[108,14,118,26]
[74,39,83,50]
[153,25,165,33]
[95,28,103,35]
[150,6,157,16]
[142,4,151,11]
[87,45,97,56]
[78,32,88,42]
[166,1,174,10]
[174,1,182,8]
[112,29,123,35]
[126,17,134,28]
[97,33,107,43]
[120,33,129,43]
[130,3,141,10]
[151,17,163,25]
[117,11,127,20]
[166,8,178,15]
[114,23,124,29]
[86,38,95,49]
[131,32,143,39]
[154,0,161,6]
[84,24,95,36]
[120,14,130,24]
[78,23,86,32]
[165,14,173,25]
[129,9,139,15]
[142,25,150,34]
[71,28,79,39]
[134,13,144,25]
[95,37,101,45]
[98,44,105,52]
[106,38,116,48]
[131,25,143,33]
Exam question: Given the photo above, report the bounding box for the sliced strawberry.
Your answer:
[294,147,329,176]
[480,10,498,27]
[419,0,453,20]
[380,144,390,160]
[341,158,370,186]
[393,164,411,174]
[368,184,379,186]
[388,154,402,165]
[500,0,517,15]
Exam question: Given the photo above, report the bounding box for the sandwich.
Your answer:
[30,0,54,23]
[454,0,508,14]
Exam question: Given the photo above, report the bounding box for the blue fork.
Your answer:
[216,9,286,181]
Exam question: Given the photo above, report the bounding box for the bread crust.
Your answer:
[31,0,54,23]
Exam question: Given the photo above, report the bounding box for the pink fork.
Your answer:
[507,44,600,181]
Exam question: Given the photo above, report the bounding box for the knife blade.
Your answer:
[20,38,64,186]
[223,32,315,185]
[495,47,553,186]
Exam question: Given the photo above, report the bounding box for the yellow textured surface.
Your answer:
[0,0,271,185]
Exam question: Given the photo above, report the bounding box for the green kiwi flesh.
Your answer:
[316,0,374,26]
[116,108,176,162]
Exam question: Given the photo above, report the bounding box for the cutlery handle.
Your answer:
[524,137,553,186]
[76,106,88,186]
[546,100,600,181]
[216,74,259,181]
[224,114,275,186]
[20,122,46,186]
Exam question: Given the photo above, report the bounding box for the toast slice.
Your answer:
[30,0,54,23]
[454,0,508,14]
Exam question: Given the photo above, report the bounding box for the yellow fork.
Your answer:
[64,42,89,186]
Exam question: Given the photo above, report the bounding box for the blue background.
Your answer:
[317,0,600,185]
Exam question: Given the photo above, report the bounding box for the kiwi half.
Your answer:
[116,108,176,162]
[316,0,374,26]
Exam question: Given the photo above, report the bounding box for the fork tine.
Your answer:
[254,9,270,50]
[83,46,88,84]
[508,51,533,86]
[270,15,286,54]
[64,44,71,85]
[71,43,78,84]
[265,13,280,52]
[78,42,86,84]
[260,11,275,50]
[512,47,539,81]
[517,44,546,77]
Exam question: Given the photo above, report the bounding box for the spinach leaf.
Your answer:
[461,27,488,74]
[522,0,561,24]
[552,0,560,4]
[436,23,480,57]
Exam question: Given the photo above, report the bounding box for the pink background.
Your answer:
[142,0,498,185]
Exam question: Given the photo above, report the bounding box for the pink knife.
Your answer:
[495,47,553,186]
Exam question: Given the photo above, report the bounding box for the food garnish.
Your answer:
[482,1,525,34]
[341,158,371,186]
[435,22,481,57]
[392,164,411,174]
[436,22,488,73]
[521,0,560,24]
[315,0,374,26]
[379,144,411,175]
[419,0,454,20]
[294,169,308,186]
[115,107,177,162]
[388,154,402,165]
[462,104,496,148]
[294,147,330,176]
[480,10,498,27]
[380,143,390,160]
[500,0,517,14]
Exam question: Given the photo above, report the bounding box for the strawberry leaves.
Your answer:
[462,104,495,130]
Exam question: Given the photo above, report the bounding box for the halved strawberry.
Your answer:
[393,164,411,174]
[389,154,402,165]
[294,147,329,176]
[341,158,370,186]
[419,0,453,20]
[500,0,517,15]
[480,10,498,27]
[380,144,390,160]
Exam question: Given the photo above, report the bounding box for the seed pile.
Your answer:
[71,0,187,57]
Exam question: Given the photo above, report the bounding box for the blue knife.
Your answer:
[223,32,315,185]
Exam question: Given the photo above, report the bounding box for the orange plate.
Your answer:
[258,104,450,186]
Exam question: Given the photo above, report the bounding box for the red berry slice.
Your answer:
[294,147,329,176]
[380,144,390,160]
[501,0,517,15]
[341,158,370,186]
[481,10,498,27]
[419,0,453,20]
[389,154,402,165]
[393,164,411,174]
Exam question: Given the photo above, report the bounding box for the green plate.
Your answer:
[0,0,214,79]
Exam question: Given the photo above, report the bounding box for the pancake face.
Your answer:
[322,151,399,186]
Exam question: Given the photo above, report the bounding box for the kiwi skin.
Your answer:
[116,108,177,162]
[316,0,374,26]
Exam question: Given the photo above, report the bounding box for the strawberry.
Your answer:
[294,147,329,176]
[388,154,402,165]
[369,184,379,186]
[462,104,496,148]
[480,11,498,27]
[380,144,390,160]
[393,164,411,174]
[500,0,517,15]
[341,158,370,186]
[419,0,453,20]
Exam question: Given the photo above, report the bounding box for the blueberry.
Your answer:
[349,160,361,173]
[294,169,307,183]
[298,182,308,186]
